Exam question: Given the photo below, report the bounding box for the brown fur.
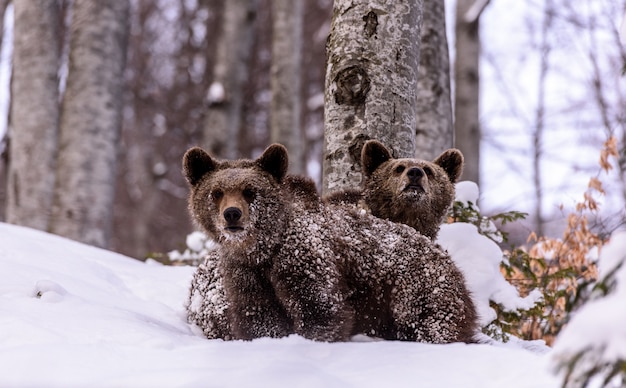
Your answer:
[326,140,463,240]
[184,144,477,343]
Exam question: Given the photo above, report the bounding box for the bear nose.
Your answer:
[407,167,424,180]
[223,207,242,223]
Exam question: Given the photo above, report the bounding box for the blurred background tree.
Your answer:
[477,0,626,244]
[5,0,60,231]
[415,0,454,160]
[48,1,130,249]
[453,0,485,186]
[0,0,331,258]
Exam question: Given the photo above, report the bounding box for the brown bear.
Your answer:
[186,174,319,340]
[184,144,477,343]
[325,140,464,241]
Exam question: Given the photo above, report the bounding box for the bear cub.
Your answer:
[326,140,464,240]
[184,144,477,343]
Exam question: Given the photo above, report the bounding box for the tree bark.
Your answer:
[415,0,453,160]
[270,0,303,174]
[50,0,130,248]
[323,0,423,195]
[532,0,554,237]
[454,0,482,186]
[0,0,9,48]
[202,0,257,160]
[6,0,60,230]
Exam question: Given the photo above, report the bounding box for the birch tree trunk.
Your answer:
[454,0,482,186]
[270,0,303,174]
[202,0,257,160]
[415,0,453,160]
[49,0,130,248]
[323,0,423,194]
[6,0,60,230]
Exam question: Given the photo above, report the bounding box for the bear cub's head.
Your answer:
[361,140,464,240]
[182,144,289,249]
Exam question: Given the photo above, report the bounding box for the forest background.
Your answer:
[0,0,624,260]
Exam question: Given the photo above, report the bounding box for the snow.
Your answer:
[550,229,626,383]
[454,181,480,205]
[438,222,542,326]
[206,81,225,104]
[185,230,215,253]
[0,222,560,387]
[438,181,543,327]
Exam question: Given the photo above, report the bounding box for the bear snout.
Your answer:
[407,167,424,180]
[404,167,426,192]
[223,207,244,231]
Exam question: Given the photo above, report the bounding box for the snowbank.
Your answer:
[438,181,542,327]
[551,229,626,385]
[0,222,559,387]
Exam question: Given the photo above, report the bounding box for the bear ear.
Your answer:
[183,147,217,186]
[257,143,288,183]
[361,140,392,177]
[433,149,464,183]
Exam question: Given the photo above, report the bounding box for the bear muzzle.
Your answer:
[403,167,426,193]
[223,207,245,233]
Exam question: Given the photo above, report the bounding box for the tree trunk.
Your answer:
[49,0,130,248]
[454,0,482,186]
[0,0,9,49]
[6,0,60,230]
[323,0,423,195]
[415,0,453,160]
[202,0,257,160]
[532,0,554,237]
[270,0,303,174]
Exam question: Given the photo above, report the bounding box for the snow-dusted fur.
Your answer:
[326,140,463,241]
[184,144,477,343]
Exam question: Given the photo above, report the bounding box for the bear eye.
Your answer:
[243,188,256,203]
[211,189,223,201]
[423,166,434,177]
[395,165,405,174]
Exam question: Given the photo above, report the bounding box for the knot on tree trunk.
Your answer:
[334,65,370,106]
[363,11,378,38]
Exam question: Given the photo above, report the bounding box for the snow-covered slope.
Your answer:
[551,229,626,386]
[438,181,543,327]
[0,222,559,387]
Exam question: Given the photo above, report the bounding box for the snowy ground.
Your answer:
[0,222,563,387]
